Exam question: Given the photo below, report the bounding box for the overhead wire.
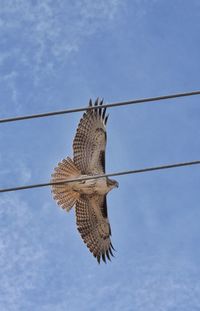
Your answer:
[0,90,200,123]
[1,91,199,193]
[0,160,199,193]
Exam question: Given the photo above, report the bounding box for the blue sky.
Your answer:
[0,1,200,310]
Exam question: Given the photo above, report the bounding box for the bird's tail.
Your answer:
[51,157,81,212]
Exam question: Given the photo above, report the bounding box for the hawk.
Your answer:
[51,99,118,263]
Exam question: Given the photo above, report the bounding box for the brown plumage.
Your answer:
[51,99,118,263]
[73,98,108,174]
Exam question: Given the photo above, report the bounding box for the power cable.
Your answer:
[0,160,199,193]
[1,90,200,124]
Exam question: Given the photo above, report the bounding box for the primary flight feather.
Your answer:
[51,99,118,263]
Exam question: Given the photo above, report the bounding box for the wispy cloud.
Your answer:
[0,0,124,115]
[0,153,32,186]
[20,255,200,311]
[0,0,123,81]
[0,194,46,311]
[0,71,21,114]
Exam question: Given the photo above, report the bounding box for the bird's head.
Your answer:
[107,178,119,190]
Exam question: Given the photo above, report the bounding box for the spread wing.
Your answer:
[73,99,108,175]
[75,194,115,263]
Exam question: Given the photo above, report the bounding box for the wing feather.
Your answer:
[73,99,108,174]
[75,195,114,263]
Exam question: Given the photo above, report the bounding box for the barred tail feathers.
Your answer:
[51,157,80,211]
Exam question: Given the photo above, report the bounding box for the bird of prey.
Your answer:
[51,99,118,263]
